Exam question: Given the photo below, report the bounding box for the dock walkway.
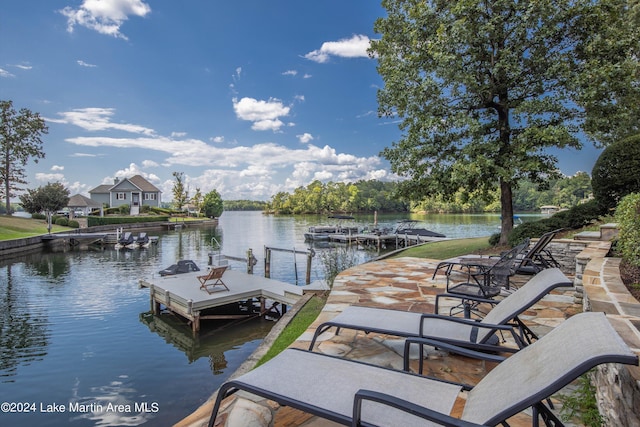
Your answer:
[139,269,305,333]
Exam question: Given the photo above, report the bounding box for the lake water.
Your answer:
[0,211,538,426]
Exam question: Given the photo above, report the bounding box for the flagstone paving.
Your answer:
[201,257,582,427]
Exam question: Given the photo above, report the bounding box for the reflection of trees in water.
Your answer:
[0,265,49,381]
[23,252,71,282]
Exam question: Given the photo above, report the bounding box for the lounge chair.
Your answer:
[309,267,572,353]
[515,229,562,274]
[198,265,229,293]
[208,312,638,427]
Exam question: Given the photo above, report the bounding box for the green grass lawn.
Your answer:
[0,215,73,240]
[389,236,494,259]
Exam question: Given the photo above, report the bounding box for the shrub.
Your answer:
[118,204,130,215]
[507,199,606,246]
[67,220,80,228]
[592,133,640,210]
[32,213,46,220]
[317,245,359,288]
[615,193,640,267]
[55,217,69,226]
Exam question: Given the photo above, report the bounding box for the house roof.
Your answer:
[68,194,102,208]
[129,175,162,193]
[88,175,162,194]
[89,184,112,194]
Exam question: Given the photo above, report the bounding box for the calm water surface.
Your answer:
[0,211,537,426]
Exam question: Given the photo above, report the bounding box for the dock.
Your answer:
[139,269,305,333]
[327,232,446,249]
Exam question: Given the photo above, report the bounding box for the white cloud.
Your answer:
[56,107,389,200]
[51,165,65,171]
[303,74,312,79]
[77,60,97,67]
[14,64,32,70]
[304,34,372,63]
[60,0,151,40]
[0,68,15,78]
[232,97,291,132]
[35,172,65,182]
[282,70,297,76]
[297,133,314,143]
[211,136,224,143]
[71,152,99,157]
[50,108,156,135]
[111,163,160,185]
[171,131,187,138]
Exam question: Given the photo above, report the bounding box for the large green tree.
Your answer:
[202,189,224,218]
[171,171,188,211]
[573,0,640,145]
[372,0,632,244]
[0,100,48,214]
[19,182,69,233]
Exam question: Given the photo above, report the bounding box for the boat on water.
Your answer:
[114,231,137,249]
[158,259,201,276]
[115,231,157,249]
[394,220,446,238]
[304,215,359,241]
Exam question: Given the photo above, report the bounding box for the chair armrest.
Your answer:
[352,390,485,427]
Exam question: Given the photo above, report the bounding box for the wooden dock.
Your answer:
[139,269,305,333]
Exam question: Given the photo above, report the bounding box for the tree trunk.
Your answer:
[499,178,514,245]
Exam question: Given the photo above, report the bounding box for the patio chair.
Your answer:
[208,312,638,427]
[198,265,229,293]
[515,229,562,274]
[436,239,529,317]
[309,267,572,353]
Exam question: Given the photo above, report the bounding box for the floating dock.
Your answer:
[327,232,446,249]
[139,269,305,333]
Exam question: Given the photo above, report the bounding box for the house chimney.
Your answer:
[114,177,119,184]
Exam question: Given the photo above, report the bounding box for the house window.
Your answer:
[144,193,156,201]
[116,192,126,200]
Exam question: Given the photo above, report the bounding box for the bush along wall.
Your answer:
[615,193,640,267]
[87,216,170,227]
[506,199,607,246]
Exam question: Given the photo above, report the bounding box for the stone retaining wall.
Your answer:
[575,242,640,427]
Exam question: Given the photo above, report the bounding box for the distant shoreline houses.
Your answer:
[68,175,162,217]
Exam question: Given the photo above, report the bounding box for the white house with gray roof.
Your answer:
[89,175,162,215]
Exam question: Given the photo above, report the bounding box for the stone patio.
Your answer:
[190,256,583,427]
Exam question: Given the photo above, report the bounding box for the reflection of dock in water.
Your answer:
[139,311,273,365]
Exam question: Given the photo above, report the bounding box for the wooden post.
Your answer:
[264,247,271,278]
[247,248,254,274]
[306,252,312,285]
[192,312,200,334]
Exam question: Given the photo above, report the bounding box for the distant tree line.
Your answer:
[266,175,592,215]
[224,200,269,211]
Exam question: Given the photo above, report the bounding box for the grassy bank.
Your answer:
[0,215,73,240]
[389,236,493,259]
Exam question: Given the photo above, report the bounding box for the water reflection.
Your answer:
[139,311,273,366]
[0,264,50,383]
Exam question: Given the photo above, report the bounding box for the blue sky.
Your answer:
[1,0,601,202]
